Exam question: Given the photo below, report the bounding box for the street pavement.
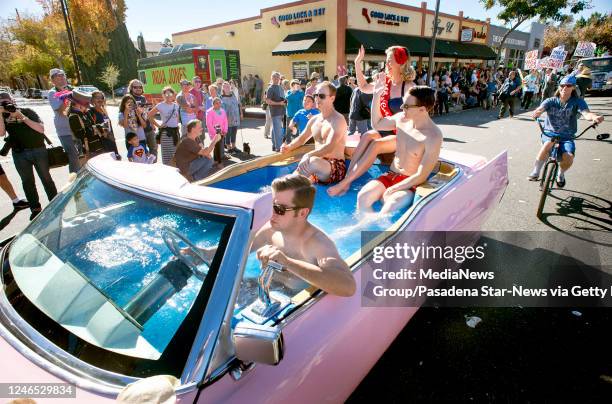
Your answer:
[2,95,610,239]
[1,95,611,401]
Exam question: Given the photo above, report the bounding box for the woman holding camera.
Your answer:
[148,86,180,165]
[68,90,105,162]
[118,94,147,152]
[89,91,118,154]
[205,97,228,167]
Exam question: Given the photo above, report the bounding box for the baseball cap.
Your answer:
[180,79,190,85]
[559,75,576,86]
[49,68,65,78]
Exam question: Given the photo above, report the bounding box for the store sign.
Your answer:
[292,62,308,80]
[461,28,473,42]
[361,7,410,26]
[431,18,455,35]
[492,35,526,47]
[276,7,325,26]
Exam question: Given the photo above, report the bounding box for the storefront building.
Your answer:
[488,24,529,68]
[172,0,496,82]
[487,22,545,69]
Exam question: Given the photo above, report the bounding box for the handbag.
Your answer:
[42,134,69,168]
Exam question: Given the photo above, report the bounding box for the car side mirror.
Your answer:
[232,322,284,365]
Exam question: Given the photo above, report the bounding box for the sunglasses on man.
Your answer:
[273,203,304,216]
[132,85,143,89]
[313,93,328,99]
[401,103,420,110]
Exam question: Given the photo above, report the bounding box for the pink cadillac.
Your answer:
[0,146,508,403]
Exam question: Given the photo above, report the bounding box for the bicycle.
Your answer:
[535,118,609,219]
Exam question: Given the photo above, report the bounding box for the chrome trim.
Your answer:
[181,210,252,386]
[0,167,254,395]
[205,162,468,382]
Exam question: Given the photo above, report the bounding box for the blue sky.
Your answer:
[1,0,609,42]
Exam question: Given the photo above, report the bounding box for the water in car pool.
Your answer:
[27,173,232,357]
[211,161,412,311]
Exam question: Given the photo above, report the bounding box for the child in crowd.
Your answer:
[126,132,156,164]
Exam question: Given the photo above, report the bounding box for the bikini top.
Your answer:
[381,78,408,116]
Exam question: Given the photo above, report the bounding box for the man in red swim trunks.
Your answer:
[281,81,347,184]
[357,82,442,215]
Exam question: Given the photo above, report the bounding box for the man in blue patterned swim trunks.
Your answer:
[528,76,603,187]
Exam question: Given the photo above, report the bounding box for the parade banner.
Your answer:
[524,49,539,70]
[573,41,597,58]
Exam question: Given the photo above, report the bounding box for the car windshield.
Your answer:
[580,58,611,73]
[2,170,234,378]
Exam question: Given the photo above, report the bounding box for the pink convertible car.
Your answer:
[0,146,507,403]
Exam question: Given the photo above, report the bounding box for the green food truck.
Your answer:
[137,48,241,103]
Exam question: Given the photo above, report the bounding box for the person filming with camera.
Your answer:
[0,91,57,220]
[67,90,106,162]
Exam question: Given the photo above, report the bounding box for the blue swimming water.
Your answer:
[25,174,230,356]
[211,162,412,285]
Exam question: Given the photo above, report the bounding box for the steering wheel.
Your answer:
[161,226,211,280]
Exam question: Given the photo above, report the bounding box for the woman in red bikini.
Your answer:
[328,45,415,197]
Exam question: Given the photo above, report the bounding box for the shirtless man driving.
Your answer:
[280,82,347,184]
[184,174,355,296]
[252,174,356,296]
[357,83,442,215]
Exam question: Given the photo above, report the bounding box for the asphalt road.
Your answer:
[1,95,611,401]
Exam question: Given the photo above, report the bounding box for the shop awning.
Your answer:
[345,29,497,60]
[272,31,326,56]
[434,40,497,60]
[346,29,430,56]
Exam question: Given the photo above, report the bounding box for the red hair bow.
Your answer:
[393,47,408,65]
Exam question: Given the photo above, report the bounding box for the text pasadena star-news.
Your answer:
[371,285,611,298]
[372,268,494,280]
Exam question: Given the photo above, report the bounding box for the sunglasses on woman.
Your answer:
[273,203,303,215]
[132,86,143,89]
[313,93,328,99]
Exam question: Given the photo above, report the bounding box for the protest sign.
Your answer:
[548,46,568,69]
[573,42,596,58]
[524,49,539,70]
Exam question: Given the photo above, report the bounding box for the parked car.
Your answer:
[0,86,12,95]
[41,90,50,99]
[75,85,99,95]
[0,147,508,402]
[113,86,128,97]
[24,88,38,98]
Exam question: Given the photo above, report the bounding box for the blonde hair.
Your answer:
[385,46,416,82]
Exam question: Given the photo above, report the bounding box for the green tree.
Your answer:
[99,63,120,101]
[481,0,589,65]
[544,12,611,57]
[575,13,611,53]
